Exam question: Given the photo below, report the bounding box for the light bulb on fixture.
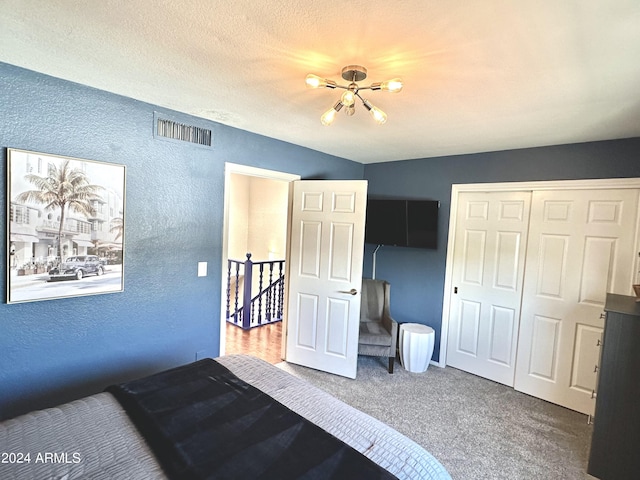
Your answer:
[362,99,387,125]
[370,106,387,124]
[341,90,356,107]
[371,78,404,93]
[305,74,337,89]
[321,101,344,126]
[382,78,403,92]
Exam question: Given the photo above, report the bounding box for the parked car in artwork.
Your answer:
[48,255,105,281]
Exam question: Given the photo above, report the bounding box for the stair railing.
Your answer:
[226,253,285,330]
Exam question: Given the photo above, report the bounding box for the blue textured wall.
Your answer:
[363,139,640,362]
[0,63,363,420]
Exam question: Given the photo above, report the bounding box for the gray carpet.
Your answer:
[277,356,595,480]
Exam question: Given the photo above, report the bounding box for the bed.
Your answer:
[0,354,451,480]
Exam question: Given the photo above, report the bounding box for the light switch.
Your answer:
[197,261,207,277]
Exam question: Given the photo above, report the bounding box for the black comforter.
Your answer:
[107,358,397,480]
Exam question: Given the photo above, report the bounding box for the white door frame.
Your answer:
[441,177,640,368]
[219,163,300,356]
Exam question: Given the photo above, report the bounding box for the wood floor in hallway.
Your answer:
[224,321,283,364]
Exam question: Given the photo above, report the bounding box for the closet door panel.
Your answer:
[447,191,532,386]
[514,189,639,415]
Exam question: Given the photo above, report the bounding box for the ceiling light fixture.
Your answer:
[305,65,403,126]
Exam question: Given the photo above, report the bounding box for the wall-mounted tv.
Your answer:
[365,198,439,249]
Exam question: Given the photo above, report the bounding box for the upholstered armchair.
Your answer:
[358,279,398,373]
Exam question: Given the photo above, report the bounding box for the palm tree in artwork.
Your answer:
[16,160,103,260]
[109,216,124,242]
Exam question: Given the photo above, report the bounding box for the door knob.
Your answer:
[339,288,358,295]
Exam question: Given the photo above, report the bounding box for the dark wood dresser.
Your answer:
[587,293,640,480]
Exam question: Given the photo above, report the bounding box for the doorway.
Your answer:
[220,163,300,364]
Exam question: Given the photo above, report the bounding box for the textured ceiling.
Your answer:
[2,0,640,164]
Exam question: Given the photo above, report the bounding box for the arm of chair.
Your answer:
[381,315,399,352]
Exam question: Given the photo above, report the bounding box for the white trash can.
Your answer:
[399,323,435,373]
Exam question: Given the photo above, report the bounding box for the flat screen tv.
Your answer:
[365,198,439,249]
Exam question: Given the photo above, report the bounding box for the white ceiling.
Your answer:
[2,0,640,164]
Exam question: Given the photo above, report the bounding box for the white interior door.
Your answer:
[284,180,368,379]
[515,189,639,415]
[446,191,532,386]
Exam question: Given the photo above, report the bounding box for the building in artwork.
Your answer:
[8,150,124,275]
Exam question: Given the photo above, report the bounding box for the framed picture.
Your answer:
[7,149,125,303]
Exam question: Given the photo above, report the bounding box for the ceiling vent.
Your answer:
[154,112,212,147]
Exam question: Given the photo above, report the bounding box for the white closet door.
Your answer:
[515,189,639,415]
[446,191,532,386]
